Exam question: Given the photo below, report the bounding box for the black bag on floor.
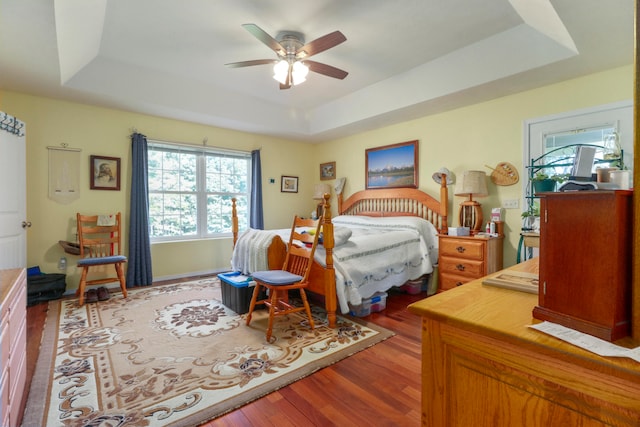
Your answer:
[27,273,67,306]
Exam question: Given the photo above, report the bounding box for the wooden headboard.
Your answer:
[337,180,448,234]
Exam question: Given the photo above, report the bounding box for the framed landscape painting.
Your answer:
[365,140,418,189]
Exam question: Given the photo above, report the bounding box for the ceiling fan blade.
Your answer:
[296,31,346,59]
[242,23,285,56]
[306,60,349,80]
[225,59,276,68]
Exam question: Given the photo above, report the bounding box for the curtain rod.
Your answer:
[131,128,258,156]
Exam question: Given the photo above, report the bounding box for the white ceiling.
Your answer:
[0,0,633,142]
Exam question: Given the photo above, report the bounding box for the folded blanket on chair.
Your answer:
[231,228,278,274]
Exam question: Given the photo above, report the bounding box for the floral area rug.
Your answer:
[23,278,393,426]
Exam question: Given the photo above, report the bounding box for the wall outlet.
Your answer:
[502,199,519,209]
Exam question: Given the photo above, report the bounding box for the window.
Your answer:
[523,100,633,202]
[539,125,620,177]
[524,100,633,177]
[519,100,633,243]
[147,143,250,241]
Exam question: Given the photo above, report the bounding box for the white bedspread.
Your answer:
[231,215,439,314]
[324,215,438,313]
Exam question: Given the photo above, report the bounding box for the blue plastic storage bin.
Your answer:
[217,272,255,314]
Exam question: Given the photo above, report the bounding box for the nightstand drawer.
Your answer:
[439,256,484,278]
[440,273,474,291]
[440,238,484,260]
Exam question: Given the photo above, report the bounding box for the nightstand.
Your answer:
[438,234,503,291]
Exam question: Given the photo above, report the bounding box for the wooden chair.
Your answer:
[246,216,321,342]
[75,212,127,305]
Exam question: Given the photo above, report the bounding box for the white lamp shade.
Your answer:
[454,170,488,197]
[273,60,309,86]
[292,61,309,85]
[313,183,331,199]
[273,60,289,84]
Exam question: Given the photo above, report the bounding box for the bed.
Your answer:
[231,181,448,328]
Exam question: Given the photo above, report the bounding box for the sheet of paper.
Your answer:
[529,321,640,363]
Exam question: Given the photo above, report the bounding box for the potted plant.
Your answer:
[521,205,539,231]
[531,172,568,193]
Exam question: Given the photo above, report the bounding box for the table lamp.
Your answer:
[313,183,331,219]
[454,170,488,234]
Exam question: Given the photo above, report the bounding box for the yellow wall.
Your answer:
[1,64,633,292]
[1,92,318,291]
[317,65,633,263]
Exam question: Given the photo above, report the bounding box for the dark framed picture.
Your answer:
[320,161,336,181]
[90,155,121,191]
[281,175,298,193]
[365,140,419,189]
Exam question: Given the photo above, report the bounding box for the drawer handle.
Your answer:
[455,281,463,287]
[456,246,466,253]
[455,264,465,271]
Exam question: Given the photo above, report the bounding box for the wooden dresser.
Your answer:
[408,259,640,427]
[438,234,503,291]
[0,268,27,427]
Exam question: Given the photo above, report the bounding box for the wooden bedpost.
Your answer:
[439,174,449,234]
[231,197,238,246]
[321,193,337,328]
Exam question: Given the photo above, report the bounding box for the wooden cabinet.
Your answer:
[533,190,632,341]
[0,268,27,427]
[408,259,640,427]
[438,235,503,291]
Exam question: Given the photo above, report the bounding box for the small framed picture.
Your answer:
[90,155,121,191]
[281,175,298,193]
[320,161,336,181]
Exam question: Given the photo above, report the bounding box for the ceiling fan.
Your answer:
[225,23,348,90]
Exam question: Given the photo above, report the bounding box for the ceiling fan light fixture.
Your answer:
[292,61,309,85]
[273,60,289,84]
[233,24,348,89]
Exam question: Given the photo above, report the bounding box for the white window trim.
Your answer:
[147,140,251,242]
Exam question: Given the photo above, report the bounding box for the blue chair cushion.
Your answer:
[252,270,303,285]
[78,255,127,266]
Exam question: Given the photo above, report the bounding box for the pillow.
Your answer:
[333,226,352,246]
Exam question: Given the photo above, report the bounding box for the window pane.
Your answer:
[148,193,197,237]
[207,194,248,233]
[148,144,250,240]
[541,126,619,176]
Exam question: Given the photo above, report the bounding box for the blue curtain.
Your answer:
[250,149,264,229]
[126,132,153,287]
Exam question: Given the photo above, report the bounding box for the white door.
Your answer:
[0,114,27,269]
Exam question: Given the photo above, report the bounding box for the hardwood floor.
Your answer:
[25,283,426,427]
